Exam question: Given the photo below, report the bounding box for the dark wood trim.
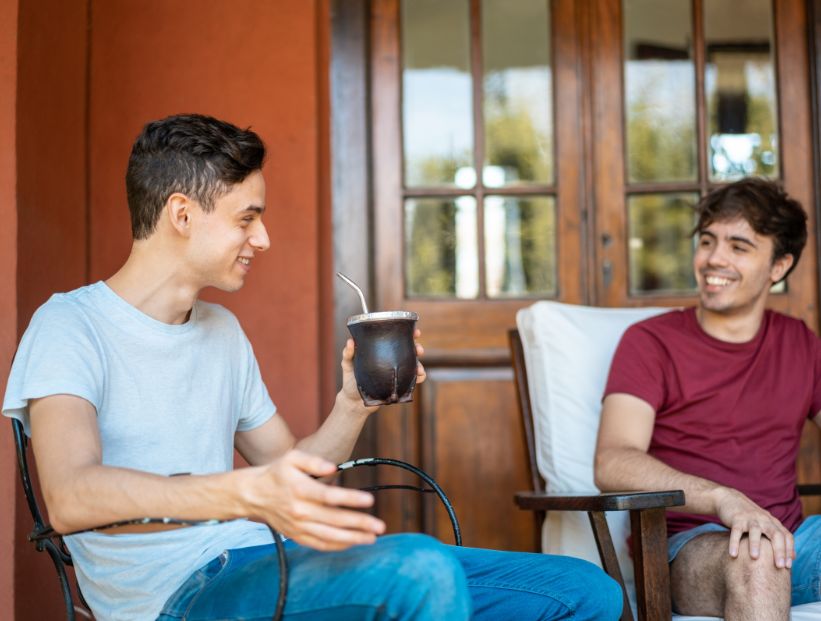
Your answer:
[693,0,709,196]
[809,0,821,329]
[330,0,377,482]
[775,0,818,328]
[469,0,487,299]
[590,0,627,306]
[403,185,557,198]
[554,0,587,304]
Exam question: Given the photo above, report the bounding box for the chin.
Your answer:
[211,279,245,293]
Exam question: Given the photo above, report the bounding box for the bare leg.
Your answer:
[670,532,791,620]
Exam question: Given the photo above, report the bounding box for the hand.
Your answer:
[714,487,795,569]
[340,329,427,409]
[245,449,386,551]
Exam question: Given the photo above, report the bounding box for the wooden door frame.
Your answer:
[329,0,821,513]
[329,0,378,469]
[809,0,821,309]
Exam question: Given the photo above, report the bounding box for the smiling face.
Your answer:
[693,216,793,319]
[186,170,270,292]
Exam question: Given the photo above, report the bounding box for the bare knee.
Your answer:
[726,537,791,595]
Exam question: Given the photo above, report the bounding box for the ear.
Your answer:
[166,193,195,237]
[771,253,794,283]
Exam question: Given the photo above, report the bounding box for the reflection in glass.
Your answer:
[485,195,556,297]
[624,0,696,183]
[482,0,552,186]
[402,0,473,188]
[628,193,698,294]
[405,197,478,298]
[705,0,777,181]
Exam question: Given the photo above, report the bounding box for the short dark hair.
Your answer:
[125,114,266,239]
[694,177,807,280]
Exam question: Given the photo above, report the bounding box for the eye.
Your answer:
[732,244,748,253]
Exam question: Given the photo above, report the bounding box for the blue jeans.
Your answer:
[667,515,821,605]
[157,533,623,620]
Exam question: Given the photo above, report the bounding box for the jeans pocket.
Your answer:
[157,551,231,619]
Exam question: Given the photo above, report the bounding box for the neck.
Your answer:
[695,305,766,343]
[105,239,200,325]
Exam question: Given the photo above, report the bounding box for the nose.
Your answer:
[250,220,270,252]
[704,242,730,267]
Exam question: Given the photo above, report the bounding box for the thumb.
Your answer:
[284,449,338,478]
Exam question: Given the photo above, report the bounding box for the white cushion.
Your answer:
[517,301,669,611]
[516,301,821,620]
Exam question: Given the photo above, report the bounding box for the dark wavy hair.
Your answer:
[125,113,266,239]
[694,177,807,280]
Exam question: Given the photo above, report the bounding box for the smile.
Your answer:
[705,276,731,286]
[237,257,251,266]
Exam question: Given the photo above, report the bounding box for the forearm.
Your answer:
[595,446,728,516]
[45,463,258,534]
[295,391,373,464]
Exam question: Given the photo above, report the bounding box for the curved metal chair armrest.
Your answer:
[514,489,685,512]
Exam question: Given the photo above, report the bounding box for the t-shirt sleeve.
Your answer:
[603,323,668,412]
[236,332,277,432]
[2,298,105,435]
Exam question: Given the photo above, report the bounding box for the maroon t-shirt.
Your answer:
[604,308,821,536]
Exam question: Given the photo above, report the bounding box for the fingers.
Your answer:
[727,514,794,569]
[341,338,355,363]
[728,523,744,558]
[747,524,762,559]
[264,450,385,551]
[416,361,427,384]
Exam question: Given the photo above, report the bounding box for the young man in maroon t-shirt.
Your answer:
[595,177,821,619]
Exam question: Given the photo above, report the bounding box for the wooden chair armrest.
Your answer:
[798,483,821,496]
[514,490,683,621]
[514,489,685,512]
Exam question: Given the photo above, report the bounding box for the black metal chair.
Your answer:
[12,418,461,621]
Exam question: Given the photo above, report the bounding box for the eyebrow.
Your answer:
[239,205,266,215]
[699,230,757,248]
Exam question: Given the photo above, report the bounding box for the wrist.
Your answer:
[230,466,266,519]
[708,485,735,514]
[335,390,376,417]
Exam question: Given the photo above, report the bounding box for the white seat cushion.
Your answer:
[516,301,821,620]
[517,301,669,611]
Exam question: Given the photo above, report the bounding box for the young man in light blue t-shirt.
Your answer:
[3,113,622,621]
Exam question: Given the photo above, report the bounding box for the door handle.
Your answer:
[602,260,613,289]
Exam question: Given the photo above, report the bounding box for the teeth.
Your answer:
[238,257,250,266]
[705,276,729,286]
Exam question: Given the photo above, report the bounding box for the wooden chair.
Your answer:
[12,418,461,621]
[509,300,821,621]
[509,326,683,621]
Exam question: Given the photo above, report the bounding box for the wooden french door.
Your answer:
[366,0,820,550]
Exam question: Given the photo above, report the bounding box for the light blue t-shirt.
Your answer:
[3,282,277,620]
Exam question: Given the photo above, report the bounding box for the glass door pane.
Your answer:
[402,0,473,187]
[705,0,778,181]
[624,0,696,183]
[482,0,554,186]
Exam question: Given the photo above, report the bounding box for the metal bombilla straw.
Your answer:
[336,272,369,314]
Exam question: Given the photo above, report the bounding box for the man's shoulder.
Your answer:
[764,309,819,341]
[625,308,691,338]
[31,283,103,325]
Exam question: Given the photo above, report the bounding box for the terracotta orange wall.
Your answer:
[7,0,330,617]
[14,0,91,616]
[0,0,19,616]
[87,0,329,437]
